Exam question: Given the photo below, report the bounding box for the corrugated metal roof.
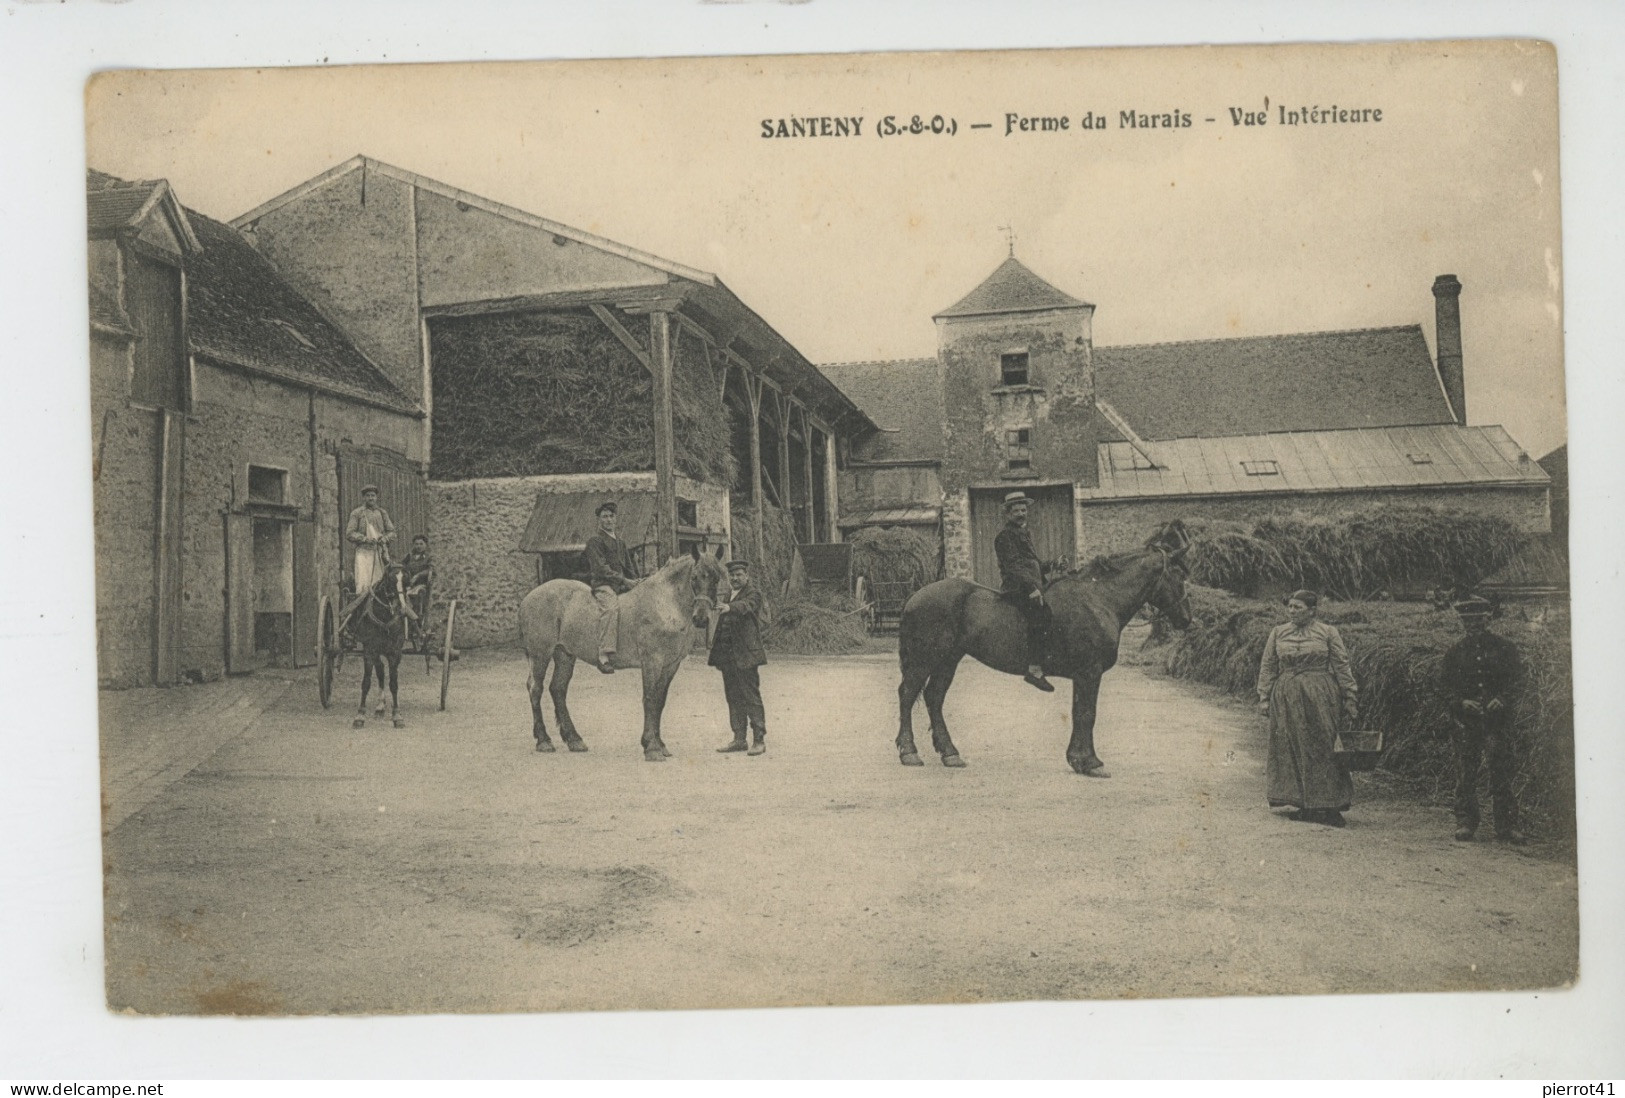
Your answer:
[1079,424,1549,501]
[518,491,659,552]
[935,257,1092,319]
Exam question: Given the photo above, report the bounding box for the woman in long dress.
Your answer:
[1256,589,1359,827]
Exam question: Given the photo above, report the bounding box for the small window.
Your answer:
[1407,452,1433,465]
[1240,460,1280,477]
[677,499,699,527]
[1004,428,1032,448]
[1000,352,1030,387]
[248,464,288,503]
[1007,457,1032,472]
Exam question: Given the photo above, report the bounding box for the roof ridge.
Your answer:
[229,154,717,288]
[819,356,937,369]
[1097,323,1423,354]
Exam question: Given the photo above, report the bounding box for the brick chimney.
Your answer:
[1432,274,1465,424]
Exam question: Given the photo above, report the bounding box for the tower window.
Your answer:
[1004,428,1032,448]
[1000,352,1030,387]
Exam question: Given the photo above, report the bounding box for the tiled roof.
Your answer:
[818,358,943,461]
[183,208,418,412]
[935,257,1092,318]
[87,177,164,234]
[1078,424,1549,501]
[1094,325,1455,440]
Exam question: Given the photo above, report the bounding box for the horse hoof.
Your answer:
[392,718,406,729]
[941,754,966,769]
[566,740,588,753]
[899,752,924,767]
[353,718,366,729]
[535,740,556,753]
[374,707,386,717]
[662,747,673,758]
[643,749,667,762]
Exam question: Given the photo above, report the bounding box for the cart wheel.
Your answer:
[854,575,876,635]
[439,599,458,712]
[317,595,338,709]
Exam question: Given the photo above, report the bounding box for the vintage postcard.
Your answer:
[86,41,1573,1016]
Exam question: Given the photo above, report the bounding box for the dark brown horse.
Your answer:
[518,545,728,760]
[895,521,1193,775]
[351,562,412,730]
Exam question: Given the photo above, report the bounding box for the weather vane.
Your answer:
[998,223,1016,257]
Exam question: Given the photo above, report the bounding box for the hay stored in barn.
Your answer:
[428,309,732,483]
[728,501,799,601]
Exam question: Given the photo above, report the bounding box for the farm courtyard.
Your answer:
[101,642,1577,1015]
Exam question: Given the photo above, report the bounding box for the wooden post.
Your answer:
[650,311,677,565]
[746,372,765,570]
[775,391,791,525]
[798,403,815,543]
[818,423,841,543]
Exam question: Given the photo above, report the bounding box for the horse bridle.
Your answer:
[360,569,411,630]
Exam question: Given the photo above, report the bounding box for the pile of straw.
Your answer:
[1161,586,1574,842]
[761,591,870,655]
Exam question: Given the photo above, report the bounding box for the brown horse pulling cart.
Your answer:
[315,582,459,712]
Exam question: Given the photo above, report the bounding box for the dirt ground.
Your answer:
[102,640,1578,1015]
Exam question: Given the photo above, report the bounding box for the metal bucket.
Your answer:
[1333,729,1384,772]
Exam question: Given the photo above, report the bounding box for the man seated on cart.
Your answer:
[402,533,435,649]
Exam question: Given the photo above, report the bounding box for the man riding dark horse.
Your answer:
[995,490,1060,692]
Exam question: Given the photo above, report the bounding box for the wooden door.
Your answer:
[968,483,1076,587]
[337,445,426,591]
[290,518,317,668]
[224,512,255,673]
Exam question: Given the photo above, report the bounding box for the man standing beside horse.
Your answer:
[995,490,1057,692]
[711,559,768,756]
[584,500,640,673]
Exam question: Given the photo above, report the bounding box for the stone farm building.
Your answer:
[823,257,1552,585]
[226,157,873,646]
[88,170,424,687]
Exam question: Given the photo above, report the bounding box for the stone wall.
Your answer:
[172,363,424,683]
[1074,486,1553,560]
[91,328,160,687]
[940,488,973,579]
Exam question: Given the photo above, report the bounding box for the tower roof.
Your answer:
[934,257,1092,319]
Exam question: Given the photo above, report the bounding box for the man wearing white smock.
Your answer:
[341,485,396,632]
